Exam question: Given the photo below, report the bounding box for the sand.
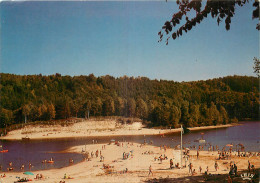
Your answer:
[1,142,259,183]
[0,120,237,140]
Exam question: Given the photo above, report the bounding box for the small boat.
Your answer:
[0,150,8,153]
[194,132,206,143]
[194,138,206,143]
[199,139,206,143]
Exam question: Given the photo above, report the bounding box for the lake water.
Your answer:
[0,121,259,172]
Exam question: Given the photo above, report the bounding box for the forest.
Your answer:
[0,73,259,129]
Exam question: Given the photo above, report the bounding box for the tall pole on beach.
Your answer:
[180,125,183,168]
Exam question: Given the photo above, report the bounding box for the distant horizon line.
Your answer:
[0,72,257,83]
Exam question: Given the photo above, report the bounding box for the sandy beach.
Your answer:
[1,142,259,183]
[0,120,237,140]
[2,121,257,183]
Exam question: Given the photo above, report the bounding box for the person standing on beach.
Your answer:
[148,165,153,176]
[234,164,237,176]
[197,150,199,159]
[188,163,193,174]
[199,166,202,173]
[227,175,232,183]
[184,155,188,167]
[248,160,251,173]
[170,159,173,169]
[214,161,218,171]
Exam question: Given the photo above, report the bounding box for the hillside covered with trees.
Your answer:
[0,73,259,129]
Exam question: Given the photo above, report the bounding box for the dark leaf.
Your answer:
[253,1,259,7]
[252,7,259,19]
[230,6,235,13]
[179,28,182,36]
[217,17,220,26]
[172,33,177,40]
[256,23,260,30]
[225,23,230,30]
[225,16,231,24]
[211,11,214,18]
[187,24,192,30]
[220,13,225,19]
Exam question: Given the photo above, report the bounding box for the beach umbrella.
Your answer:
[23,172,34,175]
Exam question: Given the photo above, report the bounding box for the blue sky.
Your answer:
[0,1,259,81]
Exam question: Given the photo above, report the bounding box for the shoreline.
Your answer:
[1,142,259,183]
[0,123,239,140]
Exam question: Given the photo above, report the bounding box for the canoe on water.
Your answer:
[0,150,8,153]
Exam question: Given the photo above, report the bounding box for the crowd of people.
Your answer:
[1,139,258,182]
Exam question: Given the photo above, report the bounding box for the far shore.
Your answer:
[0,120,239,140]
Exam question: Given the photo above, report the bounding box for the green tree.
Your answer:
[219,106,229,124]
[91,98,102,117]
[169,105,181,128]
[180,101,189,126]
[115,97,126,116]
[127,98,136,117]
[207,102,220,125]
[189,103,200,127]
[0,108,13,128]
[47,103,56,120]
[102,97,115,116]
[83,99,92,119]
[136,98,148,119]
[22,104,31,123]
[63,101,71,119]
[72,99,83,118]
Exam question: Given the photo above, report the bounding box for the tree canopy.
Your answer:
[0,73,259,129]
[159,0,259,44]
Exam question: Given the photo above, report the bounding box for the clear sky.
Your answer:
[0,1,259,81]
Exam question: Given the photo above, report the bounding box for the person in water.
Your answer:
[69,158,73,164]
[20,164,25,170]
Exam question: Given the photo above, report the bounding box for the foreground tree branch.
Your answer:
[159,0,259,45]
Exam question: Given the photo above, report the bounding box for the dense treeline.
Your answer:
[0,73,259,128]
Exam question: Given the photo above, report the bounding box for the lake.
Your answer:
[0,121,259,172]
